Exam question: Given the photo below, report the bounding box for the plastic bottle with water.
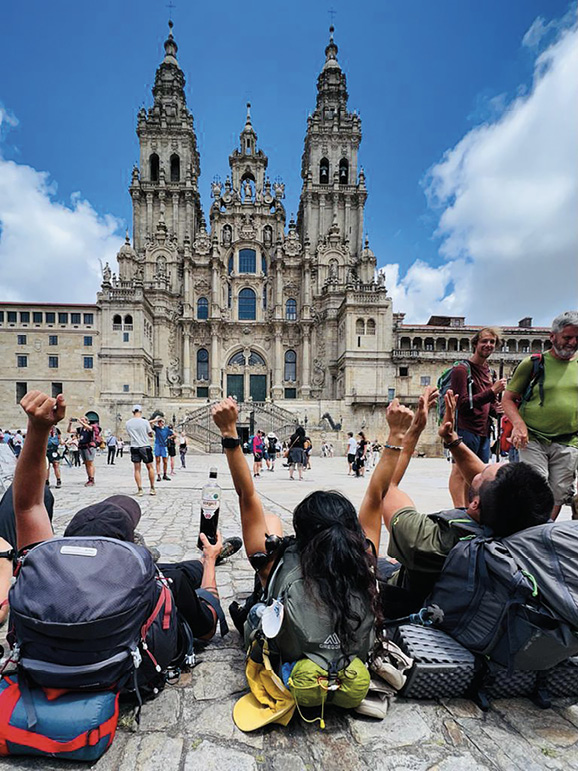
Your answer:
[197,467,220,549]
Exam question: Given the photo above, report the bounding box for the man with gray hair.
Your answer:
[503,311,578,520]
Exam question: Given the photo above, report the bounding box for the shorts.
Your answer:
[356,457,365,468]
[155,445,168,458]
[46,448,60,463]
[289,448,305,467]
[79,447,96,462]
[168,446,176,457]
[253,453,263,462]
[131,446,154,464]
[519,439,578,506]
[456,428,490,464]
[347,453,356,464]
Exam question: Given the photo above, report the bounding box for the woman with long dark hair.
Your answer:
[211,397,414,702]
[287,425,306,480]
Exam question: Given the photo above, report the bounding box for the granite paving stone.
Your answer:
[2,452,577,769]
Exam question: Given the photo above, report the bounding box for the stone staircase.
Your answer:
[179,401,299,452]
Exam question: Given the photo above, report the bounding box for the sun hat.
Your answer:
[233,655,295,732]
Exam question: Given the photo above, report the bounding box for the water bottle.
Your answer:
[197,467,220,549]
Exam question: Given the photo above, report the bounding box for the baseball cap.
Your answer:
[132,404,143,413]
[64,495,142,542]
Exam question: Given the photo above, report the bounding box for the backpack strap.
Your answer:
[520,353,545,407]
[195,589,229,637]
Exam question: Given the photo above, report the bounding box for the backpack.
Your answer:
[245,542,374,714]
[88,424,102,448]
[426,521,578,672]
[436,361,473,423]
[7,537,180,698]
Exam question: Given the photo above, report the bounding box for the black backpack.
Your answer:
[7,536,180,695]
[427,521,578,671]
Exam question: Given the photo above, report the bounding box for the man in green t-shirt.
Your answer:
[503,311,578,520]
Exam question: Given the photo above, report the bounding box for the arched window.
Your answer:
[197,297,209,320]
[460,338,470,352]
[519,339,530,353]
[319,158,329,184]
[531,339,542,352]
[124,314,133,325]
[413,337,423,350]
[436,338,447,351]
[339,158,349,184]
[238,288,256,320]
[448,337,459,352]
[149,153,160,182]
[196,348,209,381]
[248,351,265,366]
[261,254,267,275]
[286,298,297,321]
[284,350,297,382]
[239,249,256,273]
[356,318,365,335]
[400,337,411,350]
[170,154,180,182]
[228,351,246,366]
[113,314,122,329]
[366,318,376,335]
[425,337,434,351]
[228,255,234,275]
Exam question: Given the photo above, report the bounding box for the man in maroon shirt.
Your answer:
[448,327,506,506]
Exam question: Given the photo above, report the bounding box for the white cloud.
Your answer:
[385,17,578,326]
[0,118,123,303]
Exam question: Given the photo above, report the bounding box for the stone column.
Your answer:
[210,261,220,317]
[272,325,283,400]
[182,329,191,392]
[209,326,221,399]
[172,193,179,240]
[299,326,311,399]
[146,193,153,235]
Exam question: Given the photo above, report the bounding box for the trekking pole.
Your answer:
[383,605,444,629]
[494,360,504,463]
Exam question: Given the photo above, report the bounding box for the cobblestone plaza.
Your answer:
[4,451,578,771]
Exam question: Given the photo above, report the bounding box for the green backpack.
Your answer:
[244,542,375,723]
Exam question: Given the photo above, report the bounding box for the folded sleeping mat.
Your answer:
[393,625,578,701]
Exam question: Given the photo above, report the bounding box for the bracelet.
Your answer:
[444,437,463,450]
[383,443,403,452]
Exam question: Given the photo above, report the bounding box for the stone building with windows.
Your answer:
[0,26,551,452]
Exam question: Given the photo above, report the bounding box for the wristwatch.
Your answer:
[221,436,242,449]
[0,549,15,562]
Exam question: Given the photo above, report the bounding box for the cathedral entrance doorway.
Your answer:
[226,349,269,403]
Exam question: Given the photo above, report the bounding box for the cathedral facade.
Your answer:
[98,24,391,411]
[0,25,550,452]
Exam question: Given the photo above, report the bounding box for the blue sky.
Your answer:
[0,0,576,324]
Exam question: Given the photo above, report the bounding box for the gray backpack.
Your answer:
[245,542,375,671]
[427,521,578,671]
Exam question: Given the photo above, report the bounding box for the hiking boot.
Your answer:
[163,474,171,481]
[150,488,156,496]
[216,536,243,565]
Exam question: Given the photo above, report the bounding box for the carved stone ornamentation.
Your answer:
[312,358,326,387]
[193,230,211,255]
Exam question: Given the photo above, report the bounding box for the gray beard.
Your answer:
[551,344,577,360]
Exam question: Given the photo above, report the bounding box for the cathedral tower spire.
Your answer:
[128,21,203,254]
[297,26,366,264]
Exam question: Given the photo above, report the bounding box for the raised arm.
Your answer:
[14,391,65,550]
[438,390,485,482]
[379,387,438,531]
[358,399,414,552]
[211,398,268,558]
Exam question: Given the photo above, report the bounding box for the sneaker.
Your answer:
[216,536,243,565]
[354,693,389,720]
[157,475,162,482]
[84,479,94,487]
[137,488,144,497]
[150,488,156,496]
[56,479,62,488]
[163,474,171,481]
